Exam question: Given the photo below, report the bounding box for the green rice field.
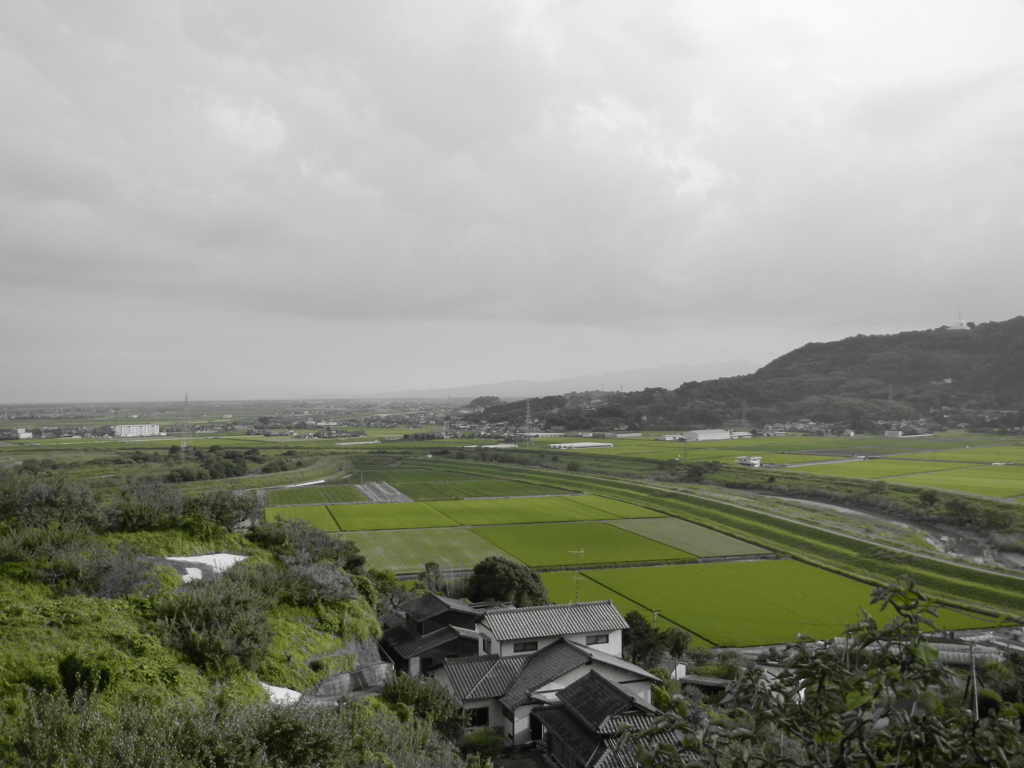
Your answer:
[540,571,692,635]
[341,528,520,574]
[265,485,367,505]
[785,459,977,480]
[886,464,1024,498]
[469,521,696,567]
[334,469,486,484]
[566,495,666,519]
[891,447,1024,464]
[390,479,568,501]
[606,517,769,557]
[327,502,456,531]
[265,505,340,532]
[429,496,661,526]
[583,560,999,647]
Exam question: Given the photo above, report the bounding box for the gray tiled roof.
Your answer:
[403,593,481,623]
[558,671,657,734]
[564,641,659,683]
[480,600,627,642]
[499,640,590,709]
[383,622,418,651]
[392,625,478,659]
[532,707,601,762]
[443,654,530,701]
[533,706,671,768]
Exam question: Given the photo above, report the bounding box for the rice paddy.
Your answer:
[469,521,697,567]
[582,559,999,647]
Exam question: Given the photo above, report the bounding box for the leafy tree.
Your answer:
[419,561,444,593]
[567,460,582,473]
[632,578,1024,767]
[623,612,692,669]
[466,556,547,606]
[624,611,664,668]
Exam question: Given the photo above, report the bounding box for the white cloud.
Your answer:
[2,0,1024,400]
[204,98,285,153]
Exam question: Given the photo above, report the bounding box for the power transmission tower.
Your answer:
[181,394,194,457]
[525,400,532,445]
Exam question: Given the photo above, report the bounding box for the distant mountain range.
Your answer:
[357,360,756,400]
[611,315,1024,428]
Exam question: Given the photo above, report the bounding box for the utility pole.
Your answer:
[569,549,584,602]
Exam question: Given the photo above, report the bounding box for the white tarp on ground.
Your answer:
[165,553,247,582]
[260,682,302,705]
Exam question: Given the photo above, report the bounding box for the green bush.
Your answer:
[155,563,275,673]
[248,519,365,573]
[380,673,465,739]
[459,727,504,757]
[1,692,477,768]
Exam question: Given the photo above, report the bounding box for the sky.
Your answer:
[2,1,1023,403]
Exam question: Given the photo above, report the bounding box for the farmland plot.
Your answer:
[470,521,696,567]
[785,459,976,480]
[540,571,694,637]
[391,480,569,501]
[586,560,997,647]
[427,496,637,526]
[265,505,340,532]
[886,464,1024,498]
[566,495,664,519]
[891,447,1024,464]
[607,517,768,558]
[266,485,367,505]
[340,528,519,574]
[336,469,487,484]
[327,502,456,531]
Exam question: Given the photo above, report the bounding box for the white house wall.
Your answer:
[483,630,622,659]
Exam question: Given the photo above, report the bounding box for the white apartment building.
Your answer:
[114,423,161,437]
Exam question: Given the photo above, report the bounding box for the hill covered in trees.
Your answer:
[472,316,1024,432]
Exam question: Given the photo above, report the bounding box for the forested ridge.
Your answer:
[473,316,1024,431]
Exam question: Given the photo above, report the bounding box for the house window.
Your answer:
[483,638,492,654]
[513,640,538,653]
[465,707,489,728]
[585,634,609,646]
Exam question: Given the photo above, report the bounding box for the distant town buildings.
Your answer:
[114,423,161,437]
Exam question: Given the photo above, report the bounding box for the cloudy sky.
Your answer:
[3,1,1023,403]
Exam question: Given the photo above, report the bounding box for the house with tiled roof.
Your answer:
[434,637,658,746]
[533,671,698,768]
[381,594,511,676]
[476,600,628,658]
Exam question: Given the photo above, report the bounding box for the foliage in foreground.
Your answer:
[0,692,482,768]
[632,579,1024,767]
